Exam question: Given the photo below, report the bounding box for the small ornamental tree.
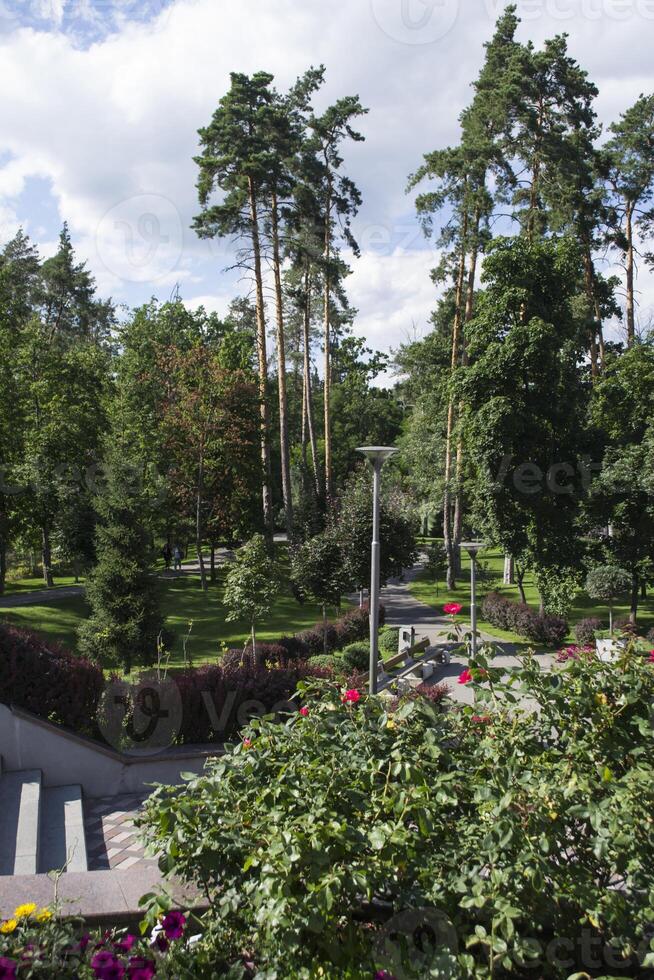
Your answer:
[79,442,163,673]
[223,534,280,656]
[585,564,632,635]
[291,529,350,653]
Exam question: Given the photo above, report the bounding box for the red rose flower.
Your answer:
[299,706,309,717]
[458,669,473,685]
[443,602,462,616]
[342,689,361,704]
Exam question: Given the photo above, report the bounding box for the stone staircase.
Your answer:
[0,758,88,876]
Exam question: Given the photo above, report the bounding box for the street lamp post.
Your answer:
[461,541,485,658]
[356,446,399,694]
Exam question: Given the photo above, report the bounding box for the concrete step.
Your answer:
[0,770,42,876]
[39,786,88,874]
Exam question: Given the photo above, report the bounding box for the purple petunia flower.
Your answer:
[0,958,17,980]
[114,934,137,954]
[91,950,125,979]
[161,911,186,941]
[127,956,157,979]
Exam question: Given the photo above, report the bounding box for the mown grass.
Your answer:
[0,553,345,668]
[411,541,654,645]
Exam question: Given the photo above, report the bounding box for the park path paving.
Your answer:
[378,559,556,706]
[0,585,85,607]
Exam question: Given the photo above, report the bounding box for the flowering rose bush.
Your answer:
[139,647,654,978]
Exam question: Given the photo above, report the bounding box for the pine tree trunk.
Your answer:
[196,451,207,593]
[210,542,216,583]
[452,216,479,570]
[42,524,54,588]
[584,249,603,377]
[625,203,635,347]
[303,268,321,498]
[444,206,469,591]
[271,189,294,541]
[323,175,333,503]
[248,176,274,541]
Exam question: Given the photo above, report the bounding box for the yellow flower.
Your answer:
[595,693,608,706]
[35,908,53,923]
[14,903,37,919]
[386,719,396,730]
[0,920,17,934]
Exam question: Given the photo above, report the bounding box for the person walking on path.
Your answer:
[162,542,172,570]
[172,545,183,572]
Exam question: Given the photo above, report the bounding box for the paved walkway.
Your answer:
[84,794,157,873]
[378,559,556,705]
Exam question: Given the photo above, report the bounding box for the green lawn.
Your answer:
[411,543,654,646]
[0,568,345,668]
[2,575,86,596]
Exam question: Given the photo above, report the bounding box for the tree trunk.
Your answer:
[584,248,605,377]
[0,537,6,596]
[630,571,639,624]
[210,542,216,583]
[503,555,514,585]
[251,623,257,664]
[323,174,333,503]
[625,203,635,347]
[322,604,328,654]
[303,267,321,499]
[515,564,527,604]
[270,189,294,542]
[452,215,479,574]
[248,176,274,541]
[196,451,207,593]
[443,208,469,591]
[42,524,54,587]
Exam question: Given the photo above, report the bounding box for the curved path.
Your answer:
[378,559,555,705]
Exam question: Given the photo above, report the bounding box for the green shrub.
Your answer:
[338,641,370,672]
[306,654,344,675]
[378,627,399,655]
[140,647,654,977]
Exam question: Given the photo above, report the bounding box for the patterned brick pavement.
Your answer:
[84,794,159,872]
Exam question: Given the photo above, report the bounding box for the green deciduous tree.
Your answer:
[223,534,280,655]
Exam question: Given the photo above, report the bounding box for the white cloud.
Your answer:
[0,0,652,348]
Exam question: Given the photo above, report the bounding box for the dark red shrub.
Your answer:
[174,660,332,743]
[482,592,568,647]
[575,617,602,647]
[0,624,104,736]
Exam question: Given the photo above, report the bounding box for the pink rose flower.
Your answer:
[443,602,462,615]
[342,689,361,704]
[458,669,473,685]
[299,706,309,717]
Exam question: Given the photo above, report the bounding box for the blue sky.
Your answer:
[1,0,653,357]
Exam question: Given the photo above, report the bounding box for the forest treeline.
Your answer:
[0,5,653,652]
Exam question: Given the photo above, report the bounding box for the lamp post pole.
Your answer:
[356,447,398,695]
[461,542,484,659]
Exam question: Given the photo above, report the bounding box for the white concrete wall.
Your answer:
[0,705,221,796]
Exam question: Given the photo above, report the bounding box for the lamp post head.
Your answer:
[356,446,399,469]
[461,541,485,559]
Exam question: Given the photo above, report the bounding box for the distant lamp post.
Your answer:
[461,541,485,658]
[356,446,399,694]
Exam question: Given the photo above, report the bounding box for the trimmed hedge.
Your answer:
[482,592,568,646]
[295,603,384,657]
[173,661,332,744]
[0,623,104,737]
[379,627,399,655]
[338,642,370,672]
